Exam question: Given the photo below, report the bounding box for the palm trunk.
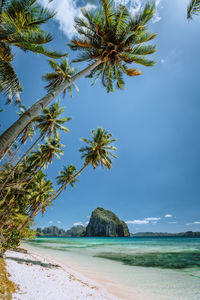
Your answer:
[0,60,102,157]
[6,142,23,165]
[0,131,45,193]
[19,161,91,232]
[0,163,44,227]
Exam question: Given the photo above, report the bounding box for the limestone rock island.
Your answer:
[86,207,130,237]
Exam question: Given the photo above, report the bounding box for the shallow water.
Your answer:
[24,237,200,300]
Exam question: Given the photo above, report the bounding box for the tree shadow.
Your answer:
[6,256,60,269]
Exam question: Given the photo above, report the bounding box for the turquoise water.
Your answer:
[24,237,200,300]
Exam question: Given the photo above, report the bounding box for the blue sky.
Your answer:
[1,0,200,233]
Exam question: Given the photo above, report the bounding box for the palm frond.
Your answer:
[187,0,200,19]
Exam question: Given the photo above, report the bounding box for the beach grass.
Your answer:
[0,257,16,300]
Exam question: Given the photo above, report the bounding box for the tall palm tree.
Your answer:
[0,101,70,191]
[187,0,200,19]
[19,127,117,231]
[0,0,64,104]
[0,0,157,156]
[0,139,62,225]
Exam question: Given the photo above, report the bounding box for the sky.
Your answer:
[1,0,200,233]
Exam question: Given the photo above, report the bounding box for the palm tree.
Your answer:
[19,127,117,231]
[187,0,200,19]
[43,57,79,98]
[0,0,157,157]
[34,100,71,140]
[27,138,64,172]
[0,0,64,104]
[56,165,79,188]
[0,101,70,191]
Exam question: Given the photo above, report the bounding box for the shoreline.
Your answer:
[4,249,121,300]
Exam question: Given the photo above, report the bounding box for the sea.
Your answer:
[24,237,200,300]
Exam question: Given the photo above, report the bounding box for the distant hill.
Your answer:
[86,207,130,237]
[132,231,200,237]
[36,225,86,237]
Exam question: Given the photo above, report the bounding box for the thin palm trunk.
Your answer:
[0,164,44,226]
[5,142,23,166]
[0,60,102,157]
[19,160,91,232]
[0,131,45,193]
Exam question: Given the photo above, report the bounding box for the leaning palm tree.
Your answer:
[0,0,65,104]
[0,101,70,191]
[19,127,117,231]
[187,0,200,19]
[0,0,157,157]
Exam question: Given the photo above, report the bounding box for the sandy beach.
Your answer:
[4,249,120,300]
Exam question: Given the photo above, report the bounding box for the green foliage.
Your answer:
[43,57,79,97]
[34,101,71,139]
[56,165,78,188]
[0,0,65,104]
[68,0,157,92]
[80,127,117,169]
[187,0,200,19]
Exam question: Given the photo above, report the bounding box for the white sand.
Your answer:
[5,250,121,300]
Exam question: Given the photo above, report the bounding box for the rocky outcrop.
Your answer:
[86,207,130,237]
[65,225,86,237]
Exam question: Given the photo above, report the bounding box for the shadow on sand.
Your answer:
[6,256,60,269]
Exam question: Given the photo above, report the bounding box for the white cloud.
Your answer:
[168,222,177,224]
[85,221,89,226]
[57,221,61,224]
[165,214,173,218]
[126,219,149,225]
[39,0,161,39]
[39,0,96,38]
[114,0,162,23]
[73,222,84,226]
[186,221,200,225]
[126,216,162,225]
[145,217,161,221]
[161,59,165,64]
[48,221,53,224]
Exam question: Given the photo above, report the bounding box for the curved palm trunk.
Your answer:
[0,131,45,193]
[19,161,91,232]
[0,163,44,227]
[0,60,102,157]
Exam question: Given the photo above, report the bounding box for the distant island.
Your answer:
[36,227,200,238]
[85,207,130,237]
[37,207,130,237]
[131,231,200,237]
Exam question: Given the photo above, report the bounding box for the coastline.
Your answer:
[4,249,121,300]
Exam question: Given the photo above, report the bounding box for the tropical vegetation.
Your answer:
[0,0,64,105]
[0,0,157,157]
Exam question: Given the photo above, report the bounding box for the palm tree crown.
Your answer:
[68,0,157,92]
[187,0,200,19]
[56,165,78,188]
[79,127,117,169]
[0,0,64,104]
[43,57,79,98]
[34,101,71,139]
